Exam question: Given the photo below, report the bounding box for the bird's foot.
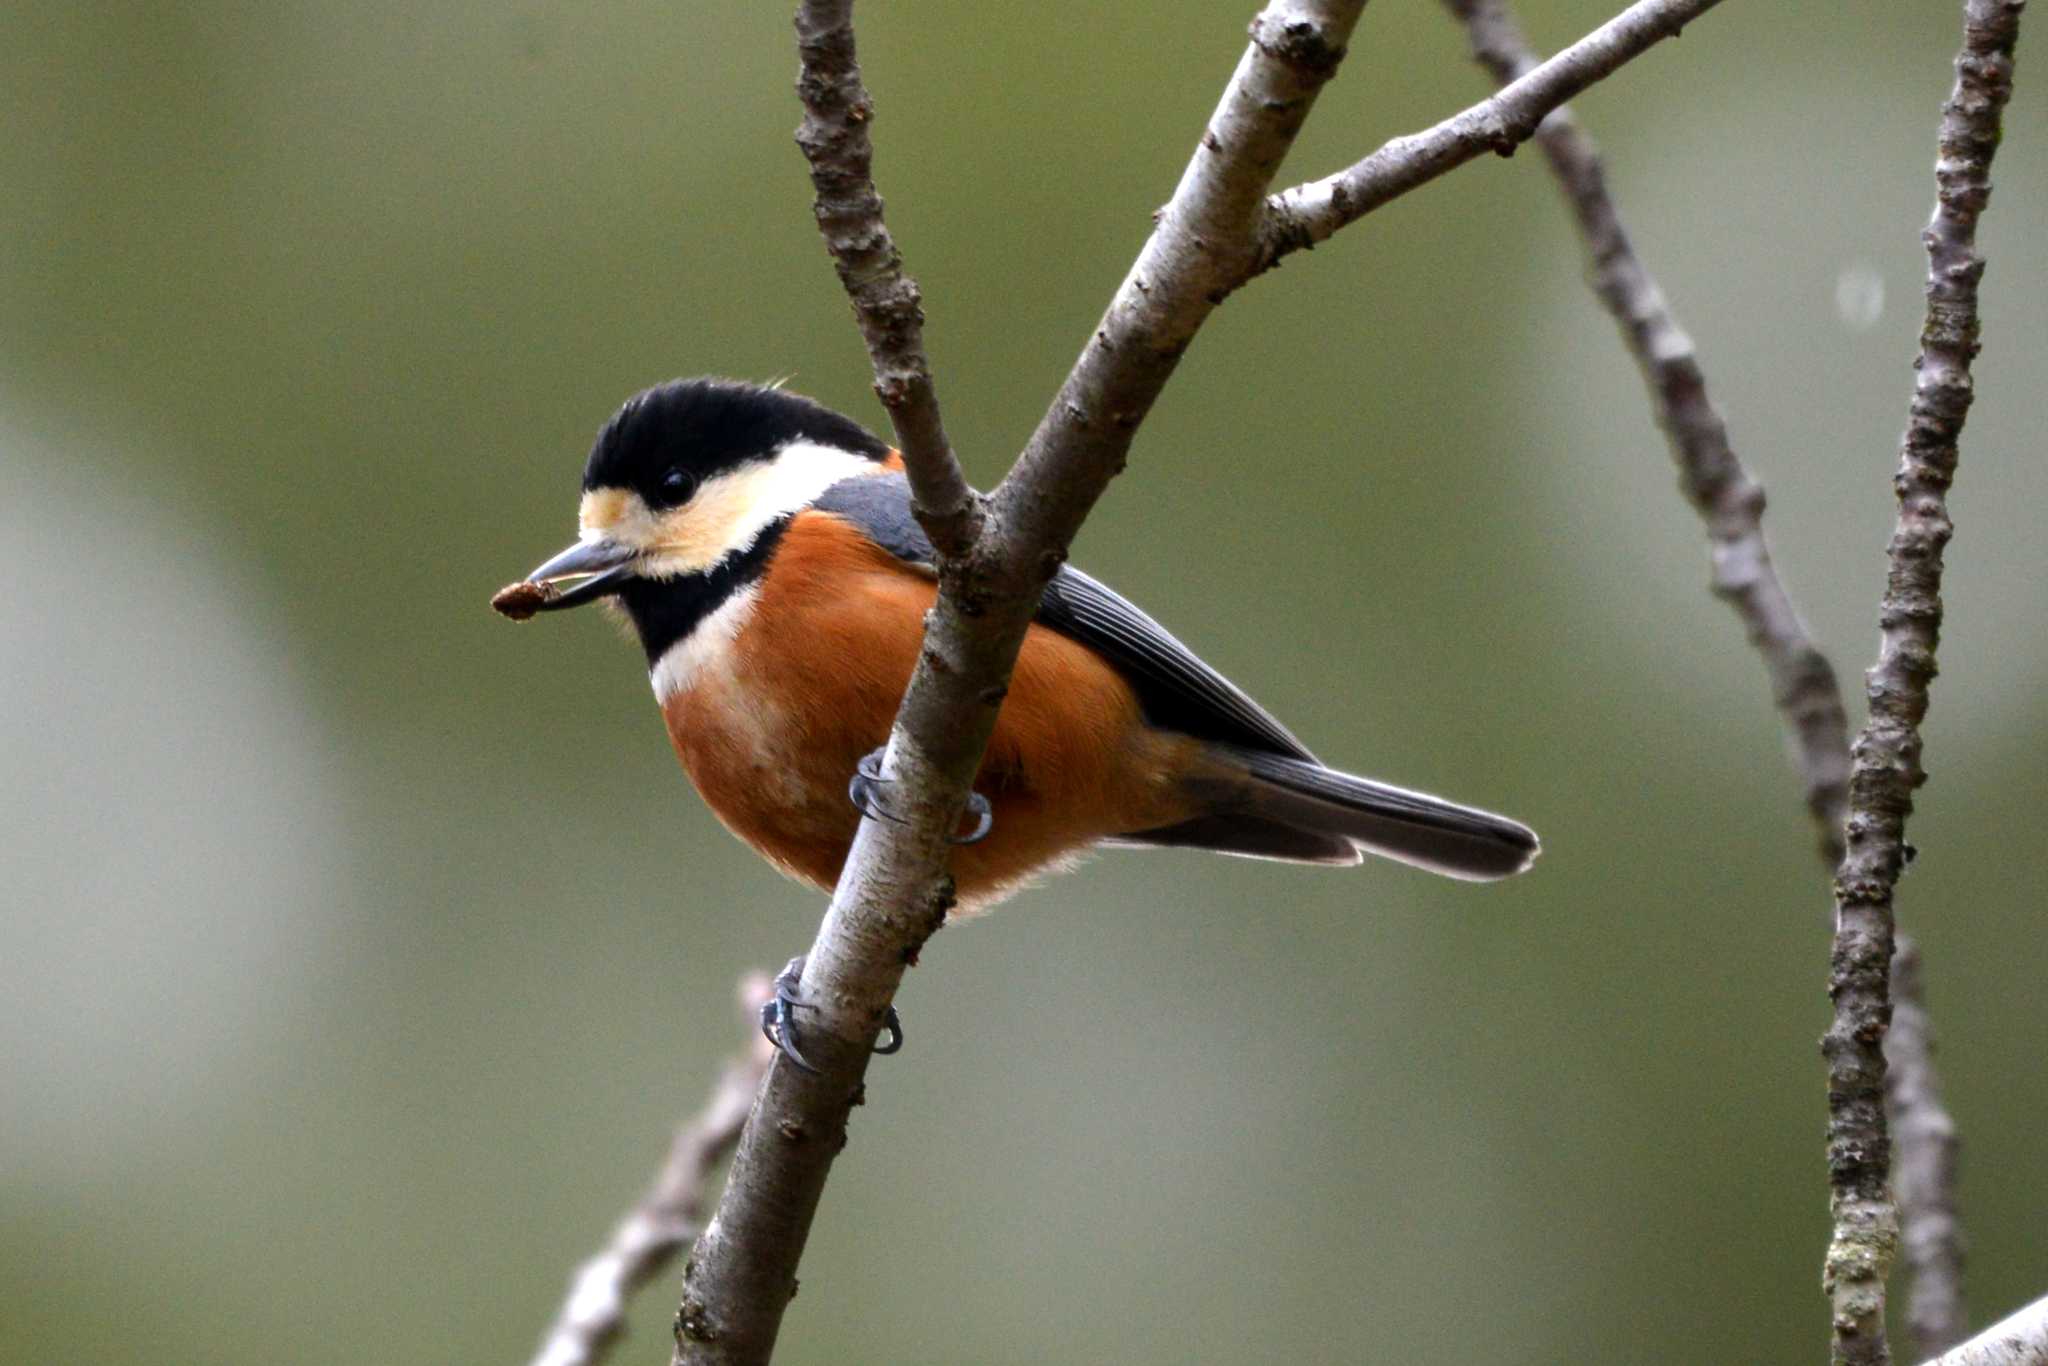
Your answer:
[847,746,993,845]
[758,954,903,1074]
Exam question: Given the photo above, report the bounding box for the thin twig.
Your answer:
[675,2,1735,1360]
[1258,0,1726,275]
[528,975,774,1366]
[792,0,981,556]
[1826,4,2023,1363]
[1889,936,1966,1357]
[1919,1292,2048,1366]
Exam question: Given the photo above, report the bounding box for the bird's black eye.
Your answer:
[658,466,694,500]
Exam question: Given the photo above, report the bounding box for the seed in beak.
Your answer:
[490,580,559,621]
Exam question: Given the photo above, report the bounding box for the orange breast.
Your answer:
[659,509,1201,911]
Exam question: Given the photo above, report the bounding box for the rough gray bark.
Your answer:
[527,977,773,1366]
[672,1,1736,1361]
[1826,3,2024,1362]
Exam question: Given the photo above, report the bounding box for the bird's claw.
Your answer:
[847,747,994,845]
[758,955,903,1073]
[759,958,821,1073]
[952,791,993,846]
[847,750,906,826]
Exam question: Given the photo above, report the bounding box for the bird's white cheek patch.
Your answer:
[649,584,761,705]
[638,442,875,578]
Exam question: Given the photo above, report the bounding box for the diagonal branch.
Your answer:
[528,975,774,1366]
[674,1,1736,1360]
[991,0,1367,556]
[1826,3,2023,1363]
[1259,0,1727,275]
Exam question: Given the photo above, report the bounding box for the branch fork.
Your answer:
[667,0,1744,1360]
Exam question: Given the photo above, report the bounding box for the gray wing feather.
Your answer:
[1035,568,1316,760]
[811,471,937,563]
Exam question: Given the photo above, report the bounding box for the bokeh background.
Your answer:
[4,2,2044,1362]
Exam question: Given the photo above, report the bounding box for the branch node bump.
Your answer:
[1248,11,1349,76]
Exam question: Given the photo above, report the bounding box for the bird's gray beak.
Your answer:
[523,537,637,611]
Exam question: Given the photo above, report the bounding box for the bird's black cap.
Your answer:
[583,377,890,507]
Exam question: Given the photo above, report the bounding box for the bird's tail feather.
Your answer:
[1119,745,1538,881]
[1228,746,1539,881]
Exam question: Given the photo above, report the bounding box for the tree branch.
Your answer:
[1919,1292,2048,1366]
[674,1,1735,1360]
[528,975,774,1366]
[1827,3,2022,1362]
[1259,0,1727,275]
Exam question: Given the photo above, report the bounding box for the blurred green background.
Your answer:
[4,2,2043,1362]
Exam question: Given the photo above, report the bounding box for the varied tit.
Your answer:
[499,377,1538,1057]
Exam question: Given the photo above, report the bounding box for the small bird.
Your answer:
[499,378,1537,1056]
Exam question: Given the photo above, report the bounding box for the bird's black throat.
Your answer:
[613,517,792,667]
